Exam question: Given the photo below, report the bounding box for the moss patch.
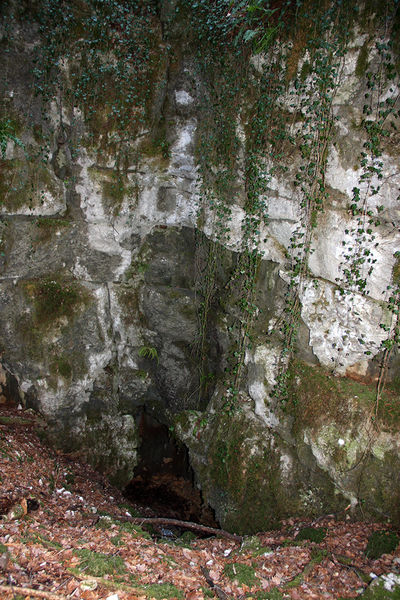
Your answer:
[117,520,151,539]
[175,401,346,533]
[26,533,63,550]
[75,549,127,577]
[240,535,263,553]
[116,285,140,325]
[355,576,400,599]
[23,275,90,328]
[296,526,327,543]
[88,166,138,217]
[356,40,370,77]
[46,348,87,387]
[0,542,9,555]
[0,157,62,212]
[141,583,183,599]
[0,416,33,426]
[287,360,400,433]
[365,531,399,560]
[138,131,171,162]
[392,256,400,286]
[49,354,73,380]
[34,279,79,321]
[205,412,283,533]
[34,217,71,244]
[110,534,123,547]
[253,591,284,600]
[223,562,259,587]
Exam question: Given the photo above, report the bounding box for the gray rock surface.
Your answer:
[0,0,399,530]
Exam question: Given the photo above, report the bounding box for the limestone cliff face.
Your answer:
[0,0,400,531]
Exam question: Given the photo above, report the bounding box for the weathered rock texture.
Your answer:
[0,0,400,532]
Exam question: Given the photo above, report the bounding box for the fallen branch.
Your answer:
[201,566,231,600]
[116,515,243,542]
[0,584,67,599]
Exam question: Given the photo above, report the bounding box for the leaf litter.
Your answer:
[0,406,399,600]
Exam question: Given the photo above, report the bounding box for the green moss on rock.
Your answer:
[356,40,370,77]
[23,275,90,328]
[116,285,140,326]
[365,531,399,560]
[287,360,400,433]
[0,157,62,212]
[392,257,400,286]
[175,405,323,534]
[356,575,400,599]
[88,167,138,217]
[34,217,71,244]
[296,526,327,543]
[50,355,72,379]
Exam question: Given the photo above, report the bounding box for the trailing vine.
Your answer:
[334,2,400,409]
[0,118,24,159]
[185,0,293,409]
[185,5,246,405]
[339,36,399,296]
[2,0,400,419]
[33,0,161,148]
[273,1,353,402]
[186,0,360,409]
[377,264,400,414]
[187,0,400,411]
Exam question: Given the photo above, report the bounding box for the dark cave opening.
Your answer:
[123,410,218,527]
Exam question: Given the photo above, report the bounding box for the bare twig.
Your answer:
[0,584,68,599]
[201,566,231,600]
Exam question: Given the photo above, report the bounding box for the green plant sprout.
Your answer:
[138,346,159,362]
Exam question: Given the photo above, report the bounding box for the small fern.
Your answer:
[139,346,159,362]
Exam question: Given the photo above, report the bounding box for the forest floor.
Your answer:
[0,405,399,600]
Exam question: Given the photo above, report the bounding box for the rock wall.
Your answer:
[0,0,400,531]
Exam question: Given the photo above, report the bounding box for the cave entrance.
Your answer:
[123,410,217,527]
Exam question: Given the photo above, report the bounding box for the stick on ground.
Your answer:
[116,515,243,542]
[0,584,68,599]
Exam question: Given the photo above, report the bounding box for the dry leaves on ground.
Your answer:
[1,407,399,599]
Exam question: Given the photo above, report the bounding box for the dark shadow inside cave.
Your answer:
[123,410,218,527]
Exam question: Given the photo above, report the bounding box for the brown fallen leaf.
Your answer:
[185,590,202,600]
[0,547,10,570]
[1,406,399,600]
[290,589,304,600]
[208,568,220,581]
